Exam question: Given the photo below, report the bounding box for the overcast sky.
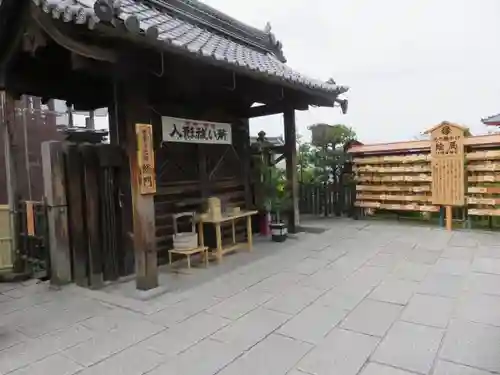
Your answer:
[200,0,500,143]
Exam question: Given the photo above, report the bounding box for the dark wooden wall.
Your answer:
[0,96,62,204]
[154,118,251,262]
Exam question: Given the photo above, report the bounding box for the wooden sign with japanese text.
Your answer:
[136,123,156,195]
[428,122,466,206]
[162,116,232,144]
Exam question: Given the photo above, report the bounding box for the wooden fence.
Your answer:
[299,181,355,217]
[347,134,500,228]
[0,205,13,270]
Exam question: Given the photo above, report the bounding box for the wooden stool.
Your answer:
[168,246,209,269]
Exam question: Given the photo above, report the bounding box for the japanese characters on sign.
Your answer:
[136,123,156,195]
[162,116,232,145]
[432,125,461,157]
[428,122,466,206]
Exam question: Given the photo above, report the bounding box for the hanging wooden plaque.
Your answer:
[427,122,466,206]
[136,123,156,195]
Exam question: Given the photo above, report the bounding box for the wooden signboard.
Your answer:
[426,122,467,230]
[428,122,466,206]
[136,124,156,195]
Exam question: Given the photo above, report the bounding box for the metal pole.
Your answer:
[1,91,18,259]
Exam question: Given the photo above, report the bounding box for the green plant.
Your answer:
[260,165,292,223]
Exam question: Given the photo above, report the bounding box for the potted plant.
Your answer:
[262,165,291,242]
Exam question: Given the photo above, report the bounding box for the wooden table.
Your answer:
[197,210,258,262]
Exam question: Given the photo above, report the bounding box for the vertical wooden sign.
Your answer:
[136,124,156,195]
[427,121,467,230]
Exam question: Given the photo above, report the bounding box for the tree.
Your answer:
[307,124,357,184]
[309,123,357,149]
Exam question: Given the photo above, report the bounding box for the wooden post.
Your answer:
[445,206,453,231]
[284,106,299,233]
[240,119,253,210]
[114,79,157,291]
[64,143,88,287]
[81,144,103,288]
[1,91,18,269]
[42,141,72,285]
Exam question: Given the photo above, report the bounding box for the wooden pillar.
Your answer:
[113,79,158,291]
[42,141,72,284]
[0,91,18,269]
[240,119,253,210]
[284,106,299,233]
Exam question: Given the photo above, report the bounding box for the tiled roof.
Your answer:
[482,113,500,125]
[30,0,348,99]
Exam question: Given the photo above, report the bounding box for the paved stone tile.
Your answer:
[0,324,94,374]
[278,302,348,344]
[475,246,500,259]
[297,328,379,375]
[289,257,329,275]
[432,259,471,276]
[285,370,310,375]
[147,294,222,327]
[329,254,368,272]
[456,293,500,327]
[465,272,500,296]
[13,299,109,338]
[406,249,441,265]
[380,239,416,254]
[419,273,465,298]
[316,283,371,311]
[368,278,419,305]
[349,265,391,286]
[77,344,165,375]
[311,247,347,262]
[63,321,163,367]
[392,261,431,282]
[433,360,494,375]
[82,308,161,334]
[249,272,305,294]
[367,253,403,268]
[0,329,28,351]
[300,268,350,291]
[448,233,478,248]
[211,307,290,351]
[8,354,82,375]
[471,258,500,275]
[264,285,323,315]
[141,312,229,357]
[440,320,500,373]
[341,299,403,337]
[207,289,273,320]
[359,362,416,375]
[401,293,455,328]
[441,247,476,261]
[217,333,312,375]
[147,338,241,375]
[372,321,444,374]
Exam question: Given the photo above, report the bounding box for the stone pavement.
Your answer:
[1,220,500,374]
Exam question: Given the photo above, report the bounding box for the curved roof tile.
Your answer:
[31,0,348,98]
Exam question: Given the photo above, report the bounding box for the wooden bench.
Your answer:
[168,246,209,269]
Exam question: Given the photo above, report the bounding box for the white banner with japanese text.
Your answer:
[162,116,232,144]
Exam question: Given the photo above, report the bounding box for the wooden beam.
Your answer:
[284,106,299,233]
[248,103,285,118]
[114,77,158,291]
